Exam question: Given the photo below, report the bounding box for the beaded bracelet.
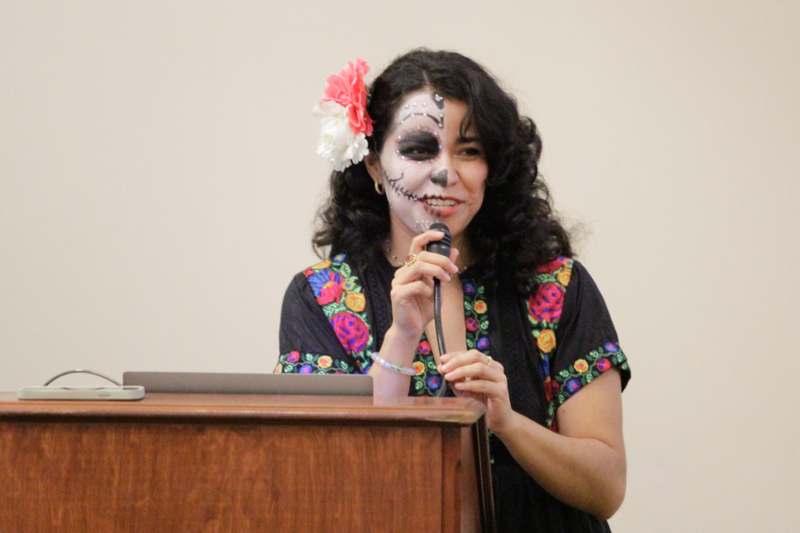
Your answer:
[368,351,417,376]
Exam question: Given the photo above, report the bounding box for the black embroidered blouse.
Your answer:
[276,253,631,533]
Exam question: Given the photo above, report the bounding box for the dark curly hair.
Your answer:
[313,48,572,294]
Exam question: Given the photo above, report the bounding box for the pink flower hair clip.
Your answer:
[314,58,374,171]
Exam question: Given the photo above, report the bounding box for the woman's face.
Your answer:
[368,88,489,241]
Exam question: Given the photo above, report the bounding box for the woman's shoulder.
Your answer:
[532,255,602,289]
[294,253,355,286]
[300,253,350,275]
[291,253,369,311]
[284,254,349,301]
[526,255,607,328]
[524,256,571,326]
[532,255,575,289]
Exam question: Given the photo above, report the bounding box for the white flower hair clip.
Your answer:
[314,58,374,171]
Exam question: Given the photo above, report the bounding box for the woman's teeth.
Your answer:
[424,198,456,207]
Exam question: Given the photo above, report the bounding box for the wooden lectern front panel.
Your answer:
[0,394,491,532]
[0,419,453,532]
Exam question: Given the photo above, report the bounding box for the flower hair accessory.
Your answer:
[314,58,374,171]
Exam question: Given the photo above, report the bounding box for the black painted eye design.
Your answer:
[398,133,440,161]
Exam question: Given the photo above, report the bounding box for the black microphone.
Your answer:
[426,222,452,258]
[426,222,452,397]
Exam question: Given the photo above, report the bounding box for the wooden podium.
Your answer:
[0,392,495,532]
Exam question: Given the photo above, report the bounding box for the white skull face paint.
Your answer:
[376,88,489,240]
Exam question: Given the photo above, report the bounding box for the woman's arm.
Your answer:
[496,369,625,519]
[368,230,459,399]
[368,325,418,399]
[442,352,626,519]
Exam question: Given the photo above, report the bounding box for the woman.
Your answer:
[276,49,631,532]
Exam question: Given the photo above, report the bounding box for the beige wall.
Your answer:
[1,1,798,531]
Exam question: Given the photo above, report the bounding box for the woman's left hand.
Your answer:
[438,350,515,434]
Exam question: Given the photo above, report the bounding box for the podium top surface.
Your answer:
[0,392,485,426]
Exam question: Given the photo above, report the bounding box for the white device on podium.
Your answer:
[18,369,145,400]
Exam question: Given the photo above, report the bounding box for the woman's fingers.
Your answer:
[388,229,463,340]
[440,351,514,434]
[390,280,434,302]
[416,251,459,273]
[442,351,507,400]
[393,259,454,286]
[454,389,486,402]
[399,250,458,276]
[443,361,506,383]
[390,229,461,293]
[442,350,494,364]
[407,231,460,270]
[439,351,506,383]
[453,379,502,396]
[440,349,501,371]
[408,230,447,254]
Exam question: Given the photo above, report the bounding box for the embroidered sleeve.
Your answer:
[527,258,631,429]
[276,255,375,375]
[275,262,360,375]
[275,351,357,374]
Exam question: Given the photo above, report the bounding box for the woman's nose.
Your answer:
[430,169,449,187]
[429,156,459,187]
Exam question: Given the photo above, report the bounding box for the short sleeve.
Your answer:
[275,272,360,374]
[552,260,631,405]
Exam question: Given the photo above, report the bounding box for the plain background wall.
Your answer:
[1,1,798,531]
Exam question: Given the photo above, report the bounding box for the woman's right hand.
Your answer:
[389,230,460,341]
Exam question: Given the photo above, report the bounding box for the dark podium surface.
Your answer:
[0,392,495,532]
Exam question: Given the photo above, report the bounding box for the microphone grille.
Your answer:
[427,222,452,256]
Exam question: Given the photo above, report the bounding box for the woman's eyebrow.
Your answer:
[456,135,481,144]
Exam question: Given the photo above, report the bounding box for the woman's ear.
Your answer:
[365,152,382,186]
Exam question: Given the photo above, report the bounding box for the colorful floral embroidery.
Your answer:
[274,350,355,374]
[535,329,556,353]
[409,277,491,396]
[527,257,573,429]
[331,312,370,353]
[307,268,344,306]
[410,338,442,395]
[527,257,629,431]
[303,253,375,372]
[344,291,366,312]
[528,282,565,324]
[464,280,490,352]
[286,254,629,446]
[294,267,494,396]
[550,342,630,420]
